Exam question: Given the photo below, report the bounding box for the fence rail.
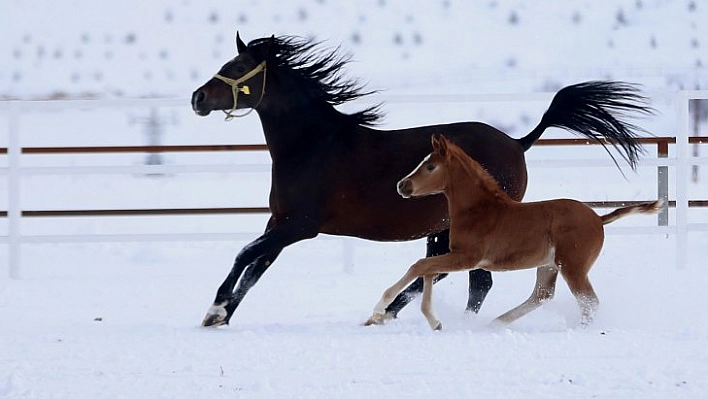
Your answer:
[1,91,707,278]
[1,137,706,220]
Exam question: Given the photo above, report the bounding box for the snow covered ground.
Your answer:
[2,1,708,398]
[1,228,707,398]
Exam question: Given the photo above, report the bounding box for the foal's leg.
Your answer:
[366,262,423,325]
[366,253,466,326]
[562,271,599,326]
[421,274,443,330]
[384,230,493,317]
[383,232,450,318]
[493,266,559,325]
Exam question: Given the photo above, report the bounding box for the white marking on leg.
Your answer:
[373,298,388,316]
[206,301,228,318]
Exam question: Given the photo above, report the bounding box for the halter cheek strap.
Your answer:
[213,61,267,121]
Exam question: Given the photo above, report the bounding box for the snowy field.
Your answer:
[2,1,708,398]
[0,218,707,398]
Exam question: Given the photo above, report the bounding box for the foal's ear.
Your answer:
[431,134,449,156]
[236,31,248,54]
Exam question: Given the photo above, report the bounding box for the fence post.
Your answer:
[7,103,21,278]
[657,140,669,226]
[675,92,690,269]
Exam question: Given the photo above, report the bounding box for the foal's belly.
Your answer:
[482,244,556,272]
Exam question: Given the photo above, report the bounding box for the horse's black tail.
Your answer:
[516,81,654,170]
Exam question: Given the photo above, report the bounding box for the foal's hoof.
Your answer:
[363,315,384,326]
[363,312,393,326]
[433,322,443,331]
[202,302,229,327]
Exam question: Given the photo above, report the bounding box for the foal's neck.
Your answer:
[446,152,512,211]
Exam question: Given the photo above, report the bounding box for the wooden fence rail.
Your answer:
[1,137,706,220]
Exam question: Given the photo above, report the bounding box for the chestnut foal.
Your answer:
[366,135,662,330]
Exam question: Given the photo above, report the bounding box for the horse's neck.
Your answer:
[257,101,349,156]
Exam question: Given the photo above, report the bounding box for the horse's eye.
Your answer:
[426,164,436,172]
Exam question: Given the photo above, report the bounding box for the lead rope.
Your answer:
[213,61,267,121]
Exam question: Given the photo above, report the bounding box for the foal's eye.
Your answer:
[426,164,436,172]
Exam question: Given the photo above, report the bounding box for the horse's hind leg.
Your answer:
[562,271,599,326]
[467,269,493,313]
[493,266,558,325]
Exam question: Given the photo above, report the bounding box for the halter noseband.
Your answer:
[213,61,267,121]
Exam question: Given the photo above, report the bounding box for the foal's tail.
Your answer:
[600,200,664,225]
[516,81,654,170]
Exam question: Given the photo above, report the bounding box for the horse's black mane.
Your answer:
[248,36,384,126]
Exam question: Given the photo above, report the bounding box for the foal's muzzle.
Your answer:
[397,178,413,198]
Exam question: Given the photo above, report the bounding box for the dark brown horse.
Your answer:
[366,135,662,330]
[191,33,652,327]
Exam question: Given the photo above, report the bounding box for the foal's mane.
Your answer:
[446,141,511,200]
[248,36,383,126]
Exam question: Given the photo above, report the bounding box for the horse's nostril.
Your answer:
[193,90,206,105]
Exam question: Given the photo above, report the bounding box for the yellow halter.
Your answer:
[213,61,267,121]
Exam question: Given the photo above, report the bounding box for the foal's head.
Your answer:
[397,134,505,201]
[397,135,454,198]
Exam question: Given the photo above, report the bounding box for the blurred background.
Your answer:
[2,0,706,100]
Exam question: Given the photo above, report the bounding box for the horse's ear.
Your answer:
[236,32,248,54]
[264,34,276,57]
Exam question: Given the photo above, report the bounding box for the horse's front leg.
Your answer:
[202,217,318,327]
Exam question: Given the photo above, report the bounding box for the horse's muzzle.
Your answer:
[397,179,413,198]
[191,90,212,116]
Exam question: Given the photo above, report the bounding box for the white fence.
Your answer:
[1,91,707,281]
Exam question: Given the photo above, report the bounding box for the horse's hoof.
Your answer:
[433,322,443,331]
[202,314,227,327]
[202,302,228,327]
